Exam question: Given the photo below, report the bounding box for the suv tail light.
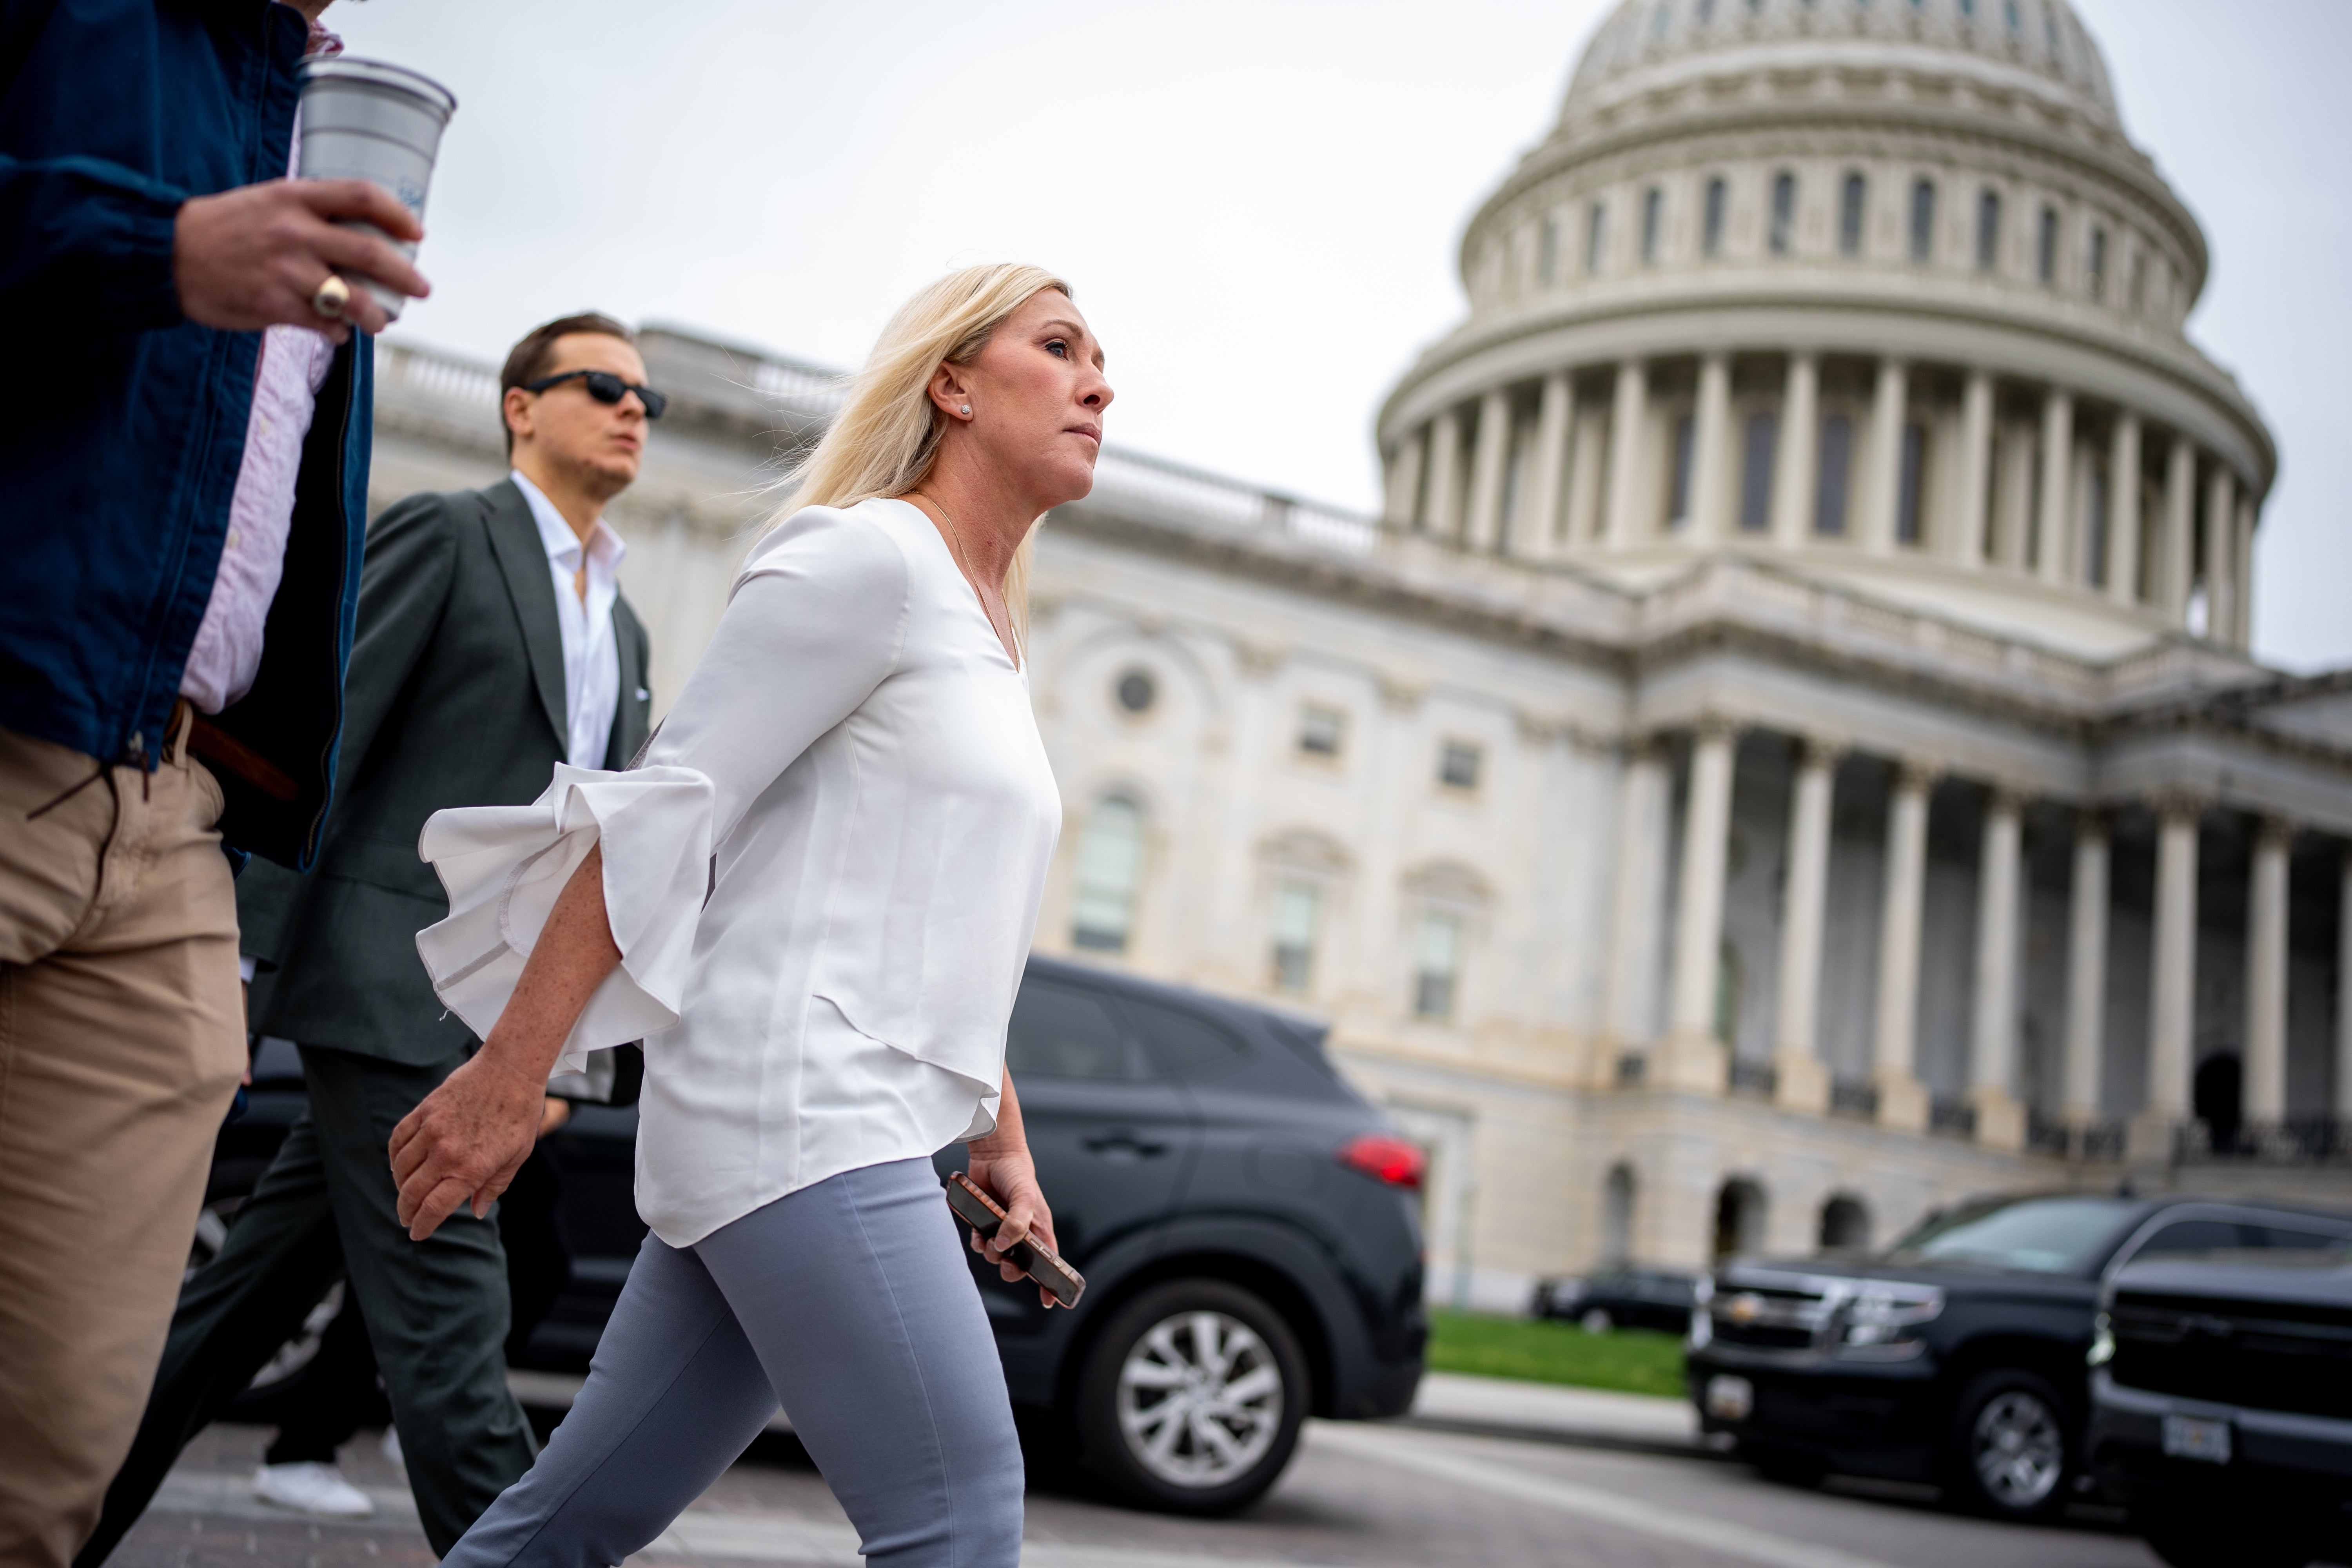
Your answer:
[1337,1132,1425,1189]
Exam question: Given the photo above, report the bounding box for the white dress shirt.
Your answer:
[416,498,1063,1247]
[180,116,335,715]
[511,470,626,769]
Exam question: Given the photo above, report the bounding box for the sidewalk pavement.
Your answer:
[508,1368,1705,1456]
[1403,1371,1703,1454]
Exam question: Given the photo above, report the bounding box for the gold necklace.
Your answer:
[915,493,1017,665]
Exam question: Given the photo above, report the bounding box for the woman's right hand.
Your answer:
[390,844,622,1240]
[964,1143,1061,1307]
[966,1068,1060,1306]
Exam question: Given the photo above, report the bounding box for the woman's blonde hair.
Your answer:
[775,263,1074,653]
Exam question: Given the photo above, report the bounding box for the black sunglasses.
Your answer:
[520,368,668,420]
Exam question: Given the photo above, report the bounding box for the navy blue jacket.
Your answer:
[0,0,370,868]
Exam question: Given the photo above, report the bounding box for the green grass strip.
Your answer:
[1425,1310,1688,1398]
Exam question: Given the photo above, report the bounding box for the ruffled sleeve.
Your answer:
[415,763,715,1076]
[410,503,911,1073]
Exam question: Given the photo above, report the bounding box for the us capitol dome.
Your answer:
[368,0,2347,1298]
[1378,0,2273,659]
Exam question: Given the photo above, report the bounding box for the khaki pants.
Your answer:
[0,709,245,1568]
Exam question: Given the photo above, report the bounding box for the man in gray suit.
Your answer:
[82,315,662,1563]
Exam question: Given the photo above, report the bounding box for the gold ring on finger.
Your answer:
[312,274,351,321]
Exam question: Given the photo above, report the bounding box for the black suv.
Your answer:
[1685,1191,2352,1522]
[1534,1266,1699,1335]
[208,955,1427,1515]
[2089,1236,2352,1568]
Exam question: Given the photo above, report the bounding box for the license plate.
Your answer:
[2161,1413,2232,1465]
[1704,1374,1754,1422]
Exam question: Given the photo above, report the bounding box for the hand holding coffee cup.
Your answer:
[296,58,457,325]
[172,177,428,341]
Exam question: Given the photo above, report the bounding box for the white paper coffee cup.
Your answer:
[296,57,457,321]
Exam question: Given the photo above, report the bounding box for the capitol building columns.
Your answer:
[1578,710,2352,1180]
[1380,352,2265,654]
[2061,813,2112,1133]
[1870,760,1937,1133]
[1658,717,1738,1093]
[1769,737,1840,1115]
[1967,788,2028,1152]
[1602,359,1649,548]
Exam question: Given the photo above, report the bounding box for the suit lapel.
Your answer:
[479,479,570,756]
[606,599,652,768]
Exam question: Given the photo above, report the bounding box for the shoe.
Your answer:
[252,1461,374,1519]
[381,1425,403,1466]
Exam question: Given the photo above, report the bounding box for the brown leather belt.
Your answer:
[182,706,301,802]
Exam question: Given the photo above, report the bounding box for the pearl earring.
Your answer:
[959,404,971,416]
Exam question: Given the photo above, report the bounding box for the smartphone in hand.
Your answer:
[944,1171,1085,1308]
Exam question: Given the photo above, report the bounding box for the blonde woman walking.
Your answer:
[388,264,1111,1568]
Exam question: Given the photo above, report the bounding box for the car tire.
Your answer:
[1075,1278,1308,1515]
[2138,1504,2312,1568]
[1946,1368,2073,1521]
[1579,1307,1613,1335]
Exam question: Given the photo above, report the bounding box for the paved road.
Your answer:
[114,1417,2163,1568]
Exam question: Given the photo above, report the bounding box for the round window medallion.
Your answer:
[1116,670,1156,714]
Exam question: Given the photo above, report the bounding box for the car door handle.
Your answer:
[1081,1131,1169,1159]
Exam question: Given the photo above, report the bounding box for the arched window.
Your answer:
[1712,1178,1767,1259]
[2036,204,2059,285]
[1586,201,1609,274]
[1976,188,2002,270]
[1602,1164,1637,1263]
[1838,172,1867,256]
[1908,178,1936,262]
[1071,797,1145,953]
[2087,225,2108,301]
[1641,186,1664,264]
[1815,414,1853,536]
[1819,1194,1871,1250]
[1702,176,1728,257]
[1768,171,1796,255]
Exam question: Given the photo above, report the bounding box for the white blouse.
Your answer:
[414,498,1063,1247]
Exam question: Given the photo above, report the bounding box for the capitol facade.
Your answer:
[370,0,2351,1310]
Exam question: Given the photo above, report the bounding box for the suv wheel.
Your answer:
[1948,1369,2072,1520]
[1579,1307,1613,1335]
[1076,1279,1307,1515]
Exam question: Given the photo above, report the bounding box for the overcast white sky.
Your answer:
[334,0,2349,672]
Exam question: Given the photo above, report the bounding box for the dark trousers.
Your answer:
[78,1046,537,1562]
[263,1145,571,1465]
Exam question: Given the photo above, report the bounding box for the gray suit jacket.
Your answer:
[239,479,654,1065]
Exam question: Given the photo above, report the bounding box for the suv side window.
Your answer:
[1122,997,1249,1078]
[2243,1223,2352,1256]
[1005,982,1140,1080]
[2134,1219,2243,1257]
[2132,1215,2352,1259]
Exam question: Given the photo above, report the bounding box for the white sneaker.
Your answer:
[252,1461,374,1519]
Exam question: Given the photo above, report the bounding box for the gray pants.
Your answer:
[442,1157,1024,1568]
[79,1044,537,1564]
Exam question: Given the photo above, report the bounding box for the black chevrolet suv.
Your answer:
[2090,1240,2352,1568]
[207,955,1428,1515]
[1685,1191,2352,1522]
